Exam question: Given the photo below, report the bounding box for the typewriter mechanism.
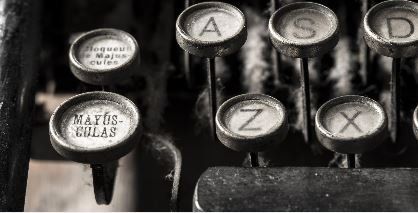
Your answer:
[1,0,418,211]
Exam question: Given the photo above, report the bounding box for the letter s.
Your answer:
[293,17,316,39]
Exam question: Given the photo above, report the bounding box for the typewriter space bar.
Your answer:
[194,167,418,211]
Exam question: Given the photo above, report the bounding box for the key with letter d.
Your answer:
[364,0,418,144]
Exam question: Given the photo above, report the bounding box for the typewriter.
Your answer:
[2,0,418,211]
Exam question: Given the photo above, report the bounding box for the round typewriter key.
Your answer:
[69,28,139,85]
[216,94,289,166]
[176,2,247,58]
[363,0,418,58]
[176,2,247,139]
[363,0,418,143]
[268,2,339,145]
[49,91,141,163]
[315,95,388,168]
[268,2,339,58]
[49,91,142,204]
[413,105,418,140]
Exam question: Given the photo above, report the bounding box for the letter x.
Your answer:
[339,111,362,133]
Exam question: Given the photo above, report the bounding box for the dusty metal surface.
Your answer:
[194,166,418,211]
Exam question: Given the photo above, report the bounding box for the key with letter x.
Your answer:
[315,95,388,168]
[339,111,363,134]
[216,94,289,167]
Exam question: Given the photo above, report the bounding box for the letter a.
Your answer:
[387,17,414,38]
[199,17,222,37]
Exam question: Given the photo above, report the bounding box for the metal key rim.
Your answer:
[268,2,339,58]
[363,0,418,58]
[216,93,289,152]
[176,1,247,57]
[49,91,142,164]
[69,28,140,85]
[69,28,139,73]
[315,95,388,154]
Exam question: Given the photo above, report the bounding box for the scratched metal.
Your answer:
[194,167,418,211]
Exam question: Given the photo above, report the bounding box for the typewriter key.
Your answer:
[49,91,142,204]
[269,2,339,144]
[176,2,246,58]
[364,0,418,143]
[315,95,388,168]
[176,2,247,138]
[216,94,288,167]
[69,28,140,85]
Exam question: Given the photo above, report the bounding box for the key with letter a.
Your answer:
[176,1,247,58]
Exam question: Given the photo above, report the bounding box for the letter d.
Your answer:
[387,17,414,38]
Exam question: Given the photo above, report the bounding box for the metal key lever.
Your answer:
[91,161,118,204]
[49,92,142,205]
[363,0,418,144]
[176,2,247,140]
[65,28,141,205]
[194,167,418,211]
[268,2,339,145]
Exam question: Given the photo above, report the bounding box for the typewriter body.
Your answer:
[1,0,418,211]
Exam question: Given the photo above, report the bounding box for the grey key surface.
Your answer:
[183,7,243,43]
